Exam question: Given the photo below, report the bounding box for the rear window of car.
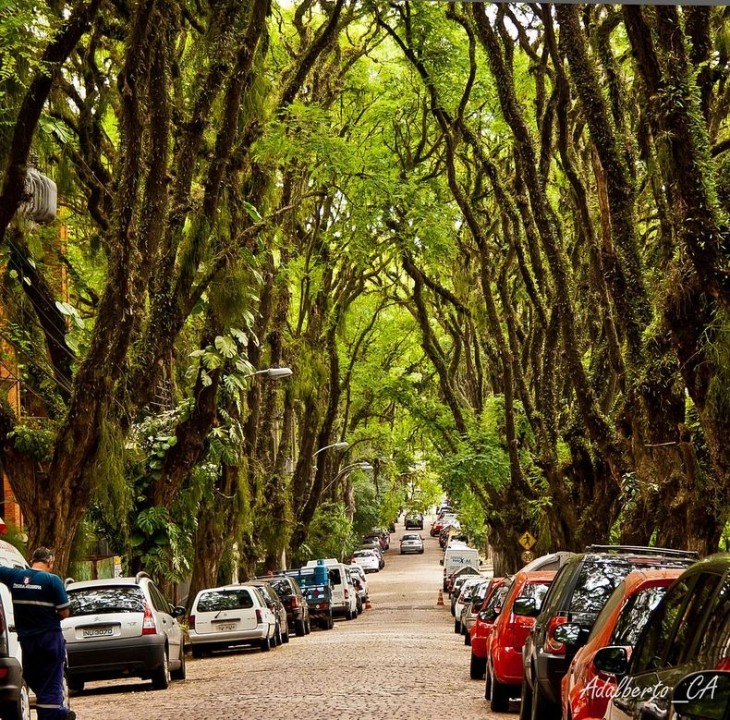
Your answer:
[353,551,373,558]
[569,561,634,616]
[68,586,145,615]
[266,578,293,596]
[520,580,553,613]
[196,589,254,612]
[329,568,342,584]
[402,535,420,541]
[610,585,670,646]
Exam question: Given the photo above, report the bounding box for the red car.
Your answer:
[486,570,556,712]
[561,568,683,720]
[469,577,508,680]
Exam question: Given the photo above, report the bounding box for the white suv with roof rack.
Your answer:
[62,572,186,693]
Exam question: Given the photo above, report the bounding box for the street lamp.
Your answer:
[321,461,373,495]
[251,367,293,379]
[312,441,349,457]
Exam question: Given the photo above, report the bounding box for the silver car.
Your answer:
[399,533,424,554]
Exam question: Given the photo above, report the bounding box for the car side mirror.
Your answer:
[513,597,538,617]
[593,646,630,676]
[672,670,730,720]
[553,623,583,646]
[171,606,186,619]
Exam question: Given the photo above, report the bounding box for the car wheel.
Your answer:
[490,676,511,712]
[260,632,272,652]
[151,648,170,690]
[0,680,30,720]
[171,643,186,681]
[327,614,334,630]
[454,619,461,634]
[282,626,290,643]
[519,678,532,720]
[192,646,204,659]
[484,665,492,700]
[295,618,306,636]
[470,653,486,681]
[464,629,471,646]
[305,618,312,634]
[274,624,282,646]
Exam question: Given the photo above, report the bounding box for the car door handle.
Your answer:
[639,701,667,719]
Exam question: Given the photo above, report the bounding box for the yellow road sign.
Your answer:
[519,531,537,550]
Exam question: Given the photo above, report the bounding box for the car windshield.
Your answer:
[68,586,145,615]
[196,589,254,612]
[265,578,293,596]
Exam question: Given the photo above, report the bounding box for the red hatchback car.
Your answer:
[486,570,556,712]
[560,568,683,720]
[469,577,508,680]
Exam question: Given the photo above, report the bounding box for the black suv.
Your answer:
[594,553,730,720]
[520,545,699,720]
[256,574,311,636]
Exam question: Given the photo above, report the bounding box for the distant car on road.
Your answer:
[404,513,424,530]
[400,533,424,554]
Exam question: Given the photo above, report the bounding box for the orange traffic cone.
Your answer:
[437,589,444,606]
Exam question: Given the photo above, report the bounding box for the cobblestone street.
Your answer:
[70,523,510,719]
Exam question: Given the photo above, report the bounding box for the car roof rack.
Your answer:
[64,577,75,588]
[135,571,151,584]
[585,545,700,559]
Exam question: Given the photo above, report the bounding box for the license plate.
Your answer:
[216,623,236,632]
[82,626,113,638]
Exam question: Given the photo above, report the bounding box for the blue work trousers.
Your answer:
[21,630,69,719]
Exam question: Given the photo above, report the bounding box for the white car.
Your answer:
[188,584,279,657]
[348,564,369,601]
[400,533,424,554]
[350,549,380,573]
[63,573,186,692]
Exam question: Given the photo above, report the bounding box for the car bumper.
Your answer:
[400,546,423,553]
[189,624,270,650]
[66,635,166,681]
[0,657,23,703]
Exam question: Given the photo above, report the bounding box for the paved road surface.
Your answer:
[70,519,511,719]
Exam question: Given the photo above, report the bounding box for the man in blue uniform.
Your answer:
[0,547,75,719]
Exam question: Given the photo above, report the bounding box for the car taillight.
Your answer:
[545,616,568,654]
[188,614,196,630]
[255,609,263,624]
[142,604,157,635]
[291,596,300,609]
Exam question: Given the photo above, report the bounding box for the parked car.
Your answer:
[63,572,186,692]
[351,549,380,573]
[454,577,489,634]
[520,545,699,720]
[561,568,682,720]
[595,553,730,720]
[286,566,334,630]
[400,533,425,555]
[431,515,456,537]
[450,566,483,602]
[256,574,311,637]
[470,577,509,680]
[188,583,279,657]
[405,513,424,530]
[248,580,289,644]
[486,570,555,712]
[348,564,369,602]
[0,541,31,719]
[460,573,494,643]
[360,536,382,552]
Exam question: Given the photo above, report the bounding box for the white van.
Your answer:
[441,545,480,591]
[304,559,358,620]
